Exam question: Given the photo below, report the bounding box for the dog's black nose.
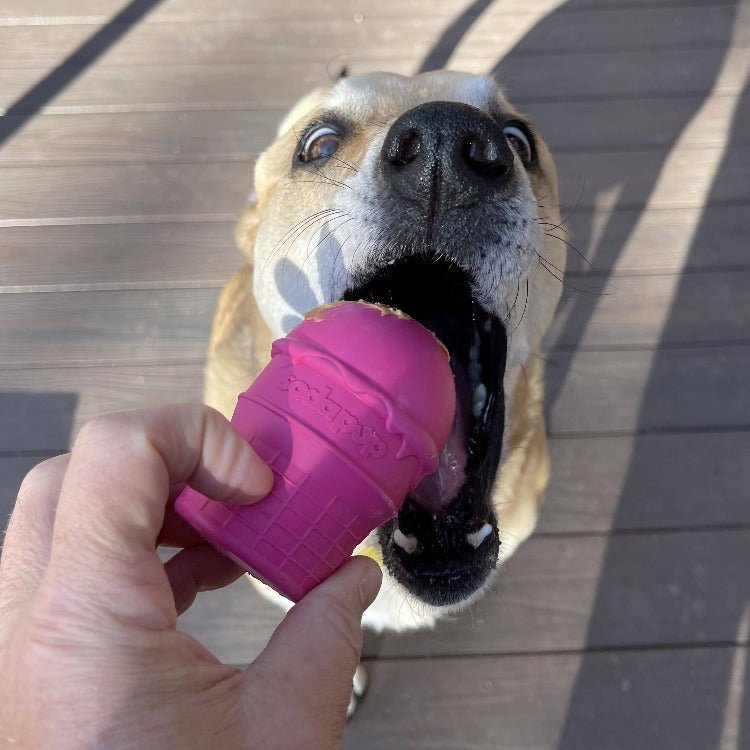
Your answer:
[381,101,514,213]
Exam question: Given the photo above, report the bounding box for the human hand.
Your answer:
[0,405,381,749]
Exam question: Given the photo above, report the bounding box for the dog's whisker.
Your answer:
[536,253,604,297]
[538,217,572,239]
[504,280,522,327]
[300,214,355,283]
[309,161,358,194]
[329,232,353,296]
[261,208,347,276]
[280,211,347,266]
[327,154,361,172]
[506,278,529,338]
[262,210,344,274]
[535,251,566,277]
[541,227,593,270]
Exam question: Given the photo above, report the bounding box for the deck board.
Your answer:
[6,428,749,536]
[546,345,750,434]
[2,343,749,450]
[0,222,242,290]
[0,288,220,365]
[1,268,748,359]
[3,46,748,116]
[0,6,742,69]
[175,528,750,660]
[1,0,748,746]
[1,205,746,293]
[0,145,745,227]
[346,646,745,750]
[2,94,748,167]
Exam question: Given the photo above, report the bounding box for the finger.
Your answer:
[246,557,381,738]
[0,455,69,629]
[164,545,245,615]
[49,405,273,580]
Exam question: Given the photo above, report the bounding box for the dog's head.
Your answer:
[238,71,564,622]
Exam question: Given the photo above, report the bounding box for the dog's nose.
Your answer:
[381,101,514,211]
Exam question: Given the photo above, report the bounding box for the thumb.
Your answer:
[246,557,381,734]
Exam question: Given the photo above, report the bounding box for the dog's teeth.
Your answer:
[466,522,493,549]
[472,383,487,418]
[393,528,418,554]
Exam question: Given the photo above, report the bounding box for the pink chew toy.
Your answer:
[174,300,456,602]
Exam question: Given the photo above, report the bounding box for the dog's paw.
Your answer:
[347,663,369,719]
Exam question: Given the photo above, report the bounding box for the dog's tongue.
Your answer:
[409,361,470,512]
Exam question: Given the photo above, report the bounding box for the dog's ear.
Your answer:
[234,192,260,267]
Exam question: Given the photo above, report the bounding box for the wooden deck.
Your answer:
[1,1,748,747]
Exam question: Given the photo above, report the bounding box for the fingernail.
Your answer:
[357,559,382,609]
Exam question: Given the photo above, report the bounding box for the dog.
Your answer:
[203,70,564,680]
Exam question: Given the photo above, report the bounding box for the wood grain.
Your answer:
[0,288,220,365]
[540,430,750,533]
[2,266,747,363]
[0,110,282,166]
[526,92,750,153]
[5,428,748,537]
[347,646,745,750]
[0,145,746,226]
[2,93,746,167]
[1,0,735,24]
[564,204,750,274]
[172,528,750,662]
[0,365,203,452]
[361,527,750,657]
[0,6,740,69]
[546,345,750,435]
[3,341,748,446]
[546,268,750,350]
[0,222,240,290]
[2,45,747,116]
[0,205,745,293]
[0,162,249,225]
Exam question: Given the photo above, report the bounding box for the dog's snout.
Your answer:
[381,101,514,212]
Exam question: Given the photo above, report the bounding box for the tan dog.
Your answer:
[204,71,564,636]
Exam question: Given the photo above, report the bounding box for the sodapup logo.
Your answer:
[280,376,387,459]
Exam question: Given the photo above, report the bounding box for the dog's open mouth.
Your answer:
[343,256,507,606]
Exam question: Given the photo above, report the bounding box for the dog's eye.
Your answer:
[299,126,341,163]
[502,123,533,165]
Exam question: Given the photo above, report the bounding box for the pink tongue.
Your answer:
[410,363,470,512]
